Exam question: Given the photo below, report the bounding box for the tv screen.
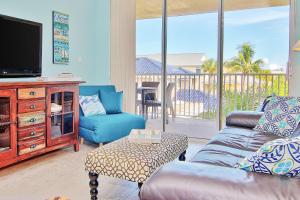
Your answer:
[0,15,42,78]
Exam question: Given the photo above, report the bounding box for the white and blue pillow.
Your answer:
[254,96,300,137]
[79,95,106,117]
[237,137,300,178]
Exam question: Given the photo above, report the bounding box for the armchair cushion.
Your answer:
[79,95,106,117]
[100,91,123,114]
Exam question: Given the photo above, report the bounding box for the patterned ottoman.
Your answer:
[85,132,188,200]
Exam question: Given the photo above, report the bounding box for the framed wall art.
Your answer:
[53,11,69,64]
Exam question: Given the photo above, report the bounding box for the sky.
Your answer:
[136,6,289,71]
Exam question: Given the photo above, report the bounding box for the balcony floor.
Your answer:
[146,117,218,139]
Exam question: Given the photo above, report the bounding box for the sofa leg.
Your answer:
[80,137,84,145]
[179,150,186,161]
[89,172,99,200]
[99,143,103,147]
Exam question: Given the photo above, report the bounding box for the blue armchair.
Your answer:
[79,85,146,144]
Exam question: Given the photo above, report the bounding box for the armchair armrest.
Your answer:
[140,161,300,200]
[226,111,263,129]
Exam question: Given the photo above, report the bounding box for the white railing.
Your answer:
[136,73,288,119]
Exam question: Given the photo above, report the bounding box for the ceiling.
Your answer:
[136,0,289,20]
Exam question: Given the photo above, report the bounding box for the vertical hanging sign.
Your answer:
[53,11,69,64]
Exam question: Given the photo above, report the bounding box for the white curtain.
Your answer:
[110,0,136,113]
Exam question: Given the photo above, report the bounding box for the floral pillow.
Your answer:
[236,137,300,178]
[254,96,300,137]
[79,95,106,117]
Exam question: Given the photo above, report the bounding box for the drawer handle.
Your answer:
[30,105,36,109]
[30,131,36,136]
[29,91,37,96]
[29,118,37,123]
[30,144,37,149]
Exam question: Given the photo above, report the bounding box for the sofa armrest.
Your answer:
[226,111,263,129]
[141,161,300,200]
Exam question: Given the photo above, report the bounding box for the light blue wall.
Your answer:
[0,0,110,84]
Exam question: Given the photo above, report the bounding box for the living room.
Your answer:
[1,0,300,200]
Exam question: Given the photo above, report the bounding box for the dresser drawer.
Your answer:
[18,100,45,113]
[18,88,45,100]
[18,136,45,155]
[18,125,46,141]
[18,112,45,128]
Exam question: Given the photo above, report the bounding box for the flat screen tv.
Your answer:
[0,14,42,78]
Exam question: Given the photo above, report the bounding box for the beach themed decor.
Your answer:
[53,11,69,64]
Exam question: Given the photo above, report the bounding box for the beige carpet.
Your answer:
[0,139,206,200]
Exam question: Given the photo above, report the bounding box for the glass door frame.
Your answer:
[160,0,294,131]
[46,86,78,147]
[0,89,17,159]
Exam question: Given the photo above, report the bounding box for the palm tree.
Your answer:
[225,43,264,74]
[201,58,217,74]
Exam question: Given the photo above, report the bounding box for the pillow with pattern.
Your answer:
[236,137,300,178]
[79,95,106,117]
[254,96,300,137]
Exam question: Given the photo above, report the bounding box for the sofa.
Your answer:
[79,85,145,144]
[140,111,300,200]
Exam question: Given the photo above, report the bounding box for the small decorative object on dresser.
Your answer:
[0,81,84,169]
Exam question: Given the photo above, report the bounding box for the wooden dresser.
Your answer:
[0,81,84,168]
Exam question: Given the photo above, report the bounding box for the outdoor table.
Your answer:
[136,87,158,117]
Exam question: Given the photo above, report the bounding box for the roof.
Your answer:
[138,53,207,67]
[136,57,193,75]
[137,0,289,20]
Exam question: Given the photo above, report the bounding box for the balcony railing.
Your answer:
[136,73,288,120]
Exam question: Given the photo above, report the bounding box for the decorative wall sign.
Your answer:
[53,11,69,64]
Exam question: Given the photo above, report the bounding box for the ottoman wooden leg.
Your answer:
[89,172,99,200]
[138,182,143,198]
[138,182,143,189]
[179,150,186,161]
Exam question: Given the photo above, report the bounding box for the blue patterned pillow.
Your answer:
[237,137,300,178]
[254,96,300,137]
[79,95,106,117]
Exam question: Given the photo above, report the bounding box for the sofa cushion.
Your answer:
[140,161,300,200]
[80,113,145,142]
[191,127,280,167]
[226,111,263,129]
[237,137,300,178]
[99,91,123,114]
[254,96,300,137]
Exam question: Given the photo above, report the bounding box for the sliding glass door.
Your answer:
[136,3,163,131]
[164,0,219,138]
[136,0,292,136]
[221,0,290,126]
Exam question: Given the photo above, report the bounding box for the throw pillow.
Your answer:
[79,95,106,117]
[254,96,300,137]
[100,91,123,114]
[236,137,300,178]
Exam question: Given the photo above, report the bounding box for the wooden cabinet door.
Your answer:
[0,89,17,160]
[46,86,79,147]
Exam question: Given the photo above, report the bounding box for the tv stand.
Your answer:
[0,81,84,168]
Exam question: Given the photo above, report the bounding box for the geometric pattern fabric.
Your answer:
[85,133,188,183]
